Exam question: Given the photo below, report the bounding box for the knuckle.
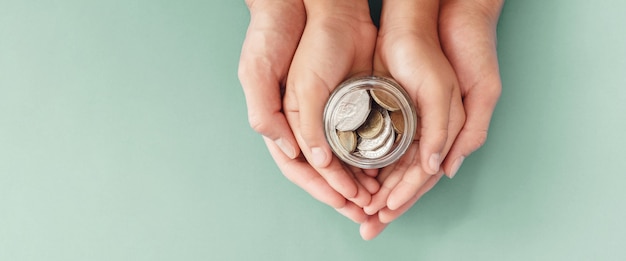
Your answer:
[247,112,271,135]
[237,62,248,84]
[422,127,449,147]
[244,0,256,9]
[237,57,257,89]
[238,57,273,91]
[298,121,318,141]
[483,80,502,100]
[471,77,502,107]
[437,129,450,145]
[468,130,489,152]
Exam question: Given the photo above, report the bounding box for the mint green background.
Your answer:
[1,1,625,260]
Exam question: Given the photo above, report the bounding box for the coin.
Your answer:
[357,110,392,151]
[356,109,384,139]
[336,130,357,152]
[334,89,371,131]
[358,131,396,159]
[370,89,400,111]
[390,110,405,134]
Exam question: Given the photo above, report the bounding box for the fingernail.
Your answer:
[311,147,327,167]
[448,156,464,179]
[274,138,297,159]
[428,153,441,174]
[363,206,377,215]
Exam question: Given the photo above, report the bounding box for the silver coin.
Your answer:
[356,109,392,151]
[358,131,395,159]
[333,89,371,131]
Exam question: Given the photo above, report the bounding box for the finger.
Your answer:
[414,77,453,176]
[239,65,299,159]
[363,168,379,177]
[364,172,399,215]
[379,173,443,224]
[442,85,499,178]
[348,171,374,207]
[264,137,346,209]
[359,214,388,240]
[363,143,418,215]
[352,168,381,195]
[285,114,359,199]
[238,0,306,159]
[289,69,334,168]
[386,88,464,209]
[386,164,431,210]
[335,201,368,224]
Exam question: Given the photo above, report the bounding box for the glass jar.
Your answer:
[323,76,417,169]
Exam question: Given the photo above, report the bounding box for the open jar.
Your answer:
[323,76,417,169]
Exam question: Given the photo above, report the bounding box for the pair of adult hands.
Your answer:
[239,0,503,240]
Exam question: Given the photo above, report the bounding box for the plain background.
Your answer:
[1,0,625,260]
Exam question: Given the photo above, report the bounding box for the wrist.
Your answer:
[440,0,503,25]
[304,0,372,24]
[378,0,440,44]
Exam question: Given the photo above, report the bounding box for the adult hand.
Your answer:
[439,0,504,178]
[238,0,304,161]
[239,0,380,220]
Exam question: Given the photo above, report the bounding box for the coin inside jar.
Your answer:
[333,89,371,131]
[358,130,396,159]
[356,109,384,139]
[336,130,357,152]
[333,90,399,160]
[323,76,417,169]
[390,110,405,134]
[357,109,392,151]
[370,89,400,111]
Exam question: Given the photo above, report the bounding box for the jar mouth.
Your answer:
[323,76,417,169]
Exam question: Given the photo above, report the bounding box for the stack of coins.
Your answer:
[331,89,405,159]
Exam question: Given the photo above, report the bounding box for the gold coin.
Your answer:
[356,109,384,139]
[395,133,402,144]
[337,130,357,152]
[370,89,400,111]
[357,110,392,151]
[390,110,405,134]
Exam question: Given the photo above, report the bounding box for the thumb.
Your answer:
[441,80,500,178]
[289,70,334,168]
[285,18,374,168]
[439,1,502,178]
[238,0,306,159]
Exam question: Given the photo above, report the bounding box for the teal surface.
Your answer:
[1,1,625,260]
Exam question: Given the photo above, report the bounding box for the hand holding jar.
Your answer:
[238,0,504,240]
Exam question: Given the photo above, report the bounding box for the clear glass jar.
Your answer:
[323,76,417,169]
